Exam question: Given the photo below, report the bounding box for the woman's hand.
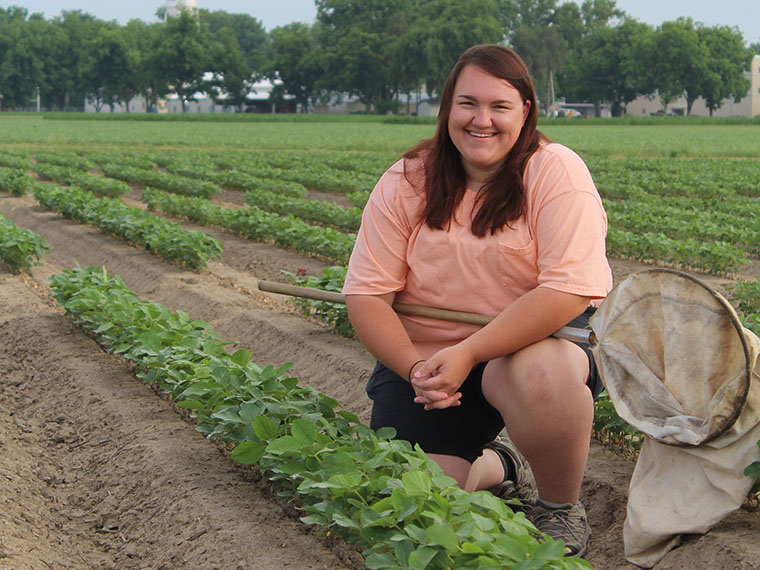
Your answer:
[411,344,477,410]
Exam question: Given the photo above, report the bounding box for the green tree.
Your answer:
[698,25,752,116]
[412,0,504,99]
[82,25,142,112]
[268,22,324,112]
[133,21,170,112]
[153,9,211,112]
[500,0,556,32]
[0,11,57,109]
[504,0,568,112]
[647,18,709,115]
[51,11,106,110]
[200,10,270,71]
[205,26,251,111]
[561,18,653,116]
[316,0,411,112]
[551,1,584,52]
[580,0,623,29]
[511,25,566,112]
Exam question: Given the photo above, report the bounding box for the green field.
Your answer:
[3,114,760,158]
[1,114,758,561]
[2,114,758,282]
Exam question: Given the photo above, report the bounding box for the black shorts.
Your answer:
[366,307,602,463]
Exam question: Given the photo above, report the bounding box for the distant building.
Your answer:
[84,79,296,114]
[158,0,198,22]
[626,54,760,118]
[553,102,612,118]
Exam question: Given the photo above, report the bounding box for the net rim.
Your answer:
[599,268,752,446]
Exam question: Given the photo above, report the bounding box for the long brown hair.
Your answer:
[404,44,543,237]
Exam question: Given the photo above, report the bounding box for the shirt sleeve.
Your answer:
[526,145,613,298]
[342,159,424,295]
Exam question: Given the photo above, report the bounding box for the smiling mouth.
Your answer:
[467,130,496,138]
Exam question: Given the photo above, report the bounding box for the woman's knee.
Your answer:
[482,339,588,403]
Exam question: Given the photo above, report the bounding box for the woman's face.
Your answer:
[447,64,530,189]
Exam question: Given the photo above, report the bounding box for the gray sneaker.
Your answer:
[529,498,591,558]
[483,435,538,506]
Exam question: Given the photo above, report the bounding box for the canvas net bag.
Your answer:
[589,269,760,568]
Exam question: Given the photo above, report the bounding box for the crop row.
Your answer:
[0,167,34,196]
[165,152,379,196]
[6,147,759,276]
[0,212,49,271]
[32,163,132,198]
[33,184,222,270]
[0,150,34,170]
[589,157,760,199]
[605,227,748,274]
[101,163,220,198]
[142,188,355,264]
[75,147,384,197]
[244,188,362,231]
[49,264,588,570]
[33,150,95,172]
[166,162,309,197]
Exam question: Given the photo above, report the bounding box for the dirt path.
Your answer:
[1,192,759,569]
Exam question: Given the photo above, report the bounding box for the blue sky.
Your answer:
[3,0,758,44]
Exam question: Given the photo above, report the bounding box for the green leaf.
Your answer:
[180,381,219,397]
[267,435,303,454]
[408,546,437,569]
[211,365,231,383]
[364,552,396,569]
[299,513,329,526]
[425,523,459,553]
[376,426,397,440]
[211,407,243,424]
[253,414,279,441]
[238,402,261,423]
[402,470,432,496]
[513,539,566,570]
[230,441,266,465]
[176,399,205,410]
[231,348,252,366]
[745,461,760,479]
[94,322,114,333]
[461,542,485,554]
[390,488,418,520]
[291,418,317,445]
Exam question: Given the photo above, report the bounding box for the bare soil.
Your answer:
[1,190,758,570]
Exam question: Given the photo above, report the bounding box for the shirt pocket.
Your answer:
[497,233,538,292]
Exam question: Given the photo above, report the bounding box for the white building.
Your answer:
[626,54,760,118]
[84,79,296,114]
[159,0,198,21]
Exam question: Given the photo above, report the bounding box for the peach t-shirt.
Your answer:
[343,142,613,353]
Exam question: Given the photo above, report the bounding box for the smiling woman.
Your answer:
[341,44,612,558]
[447,65,530,191]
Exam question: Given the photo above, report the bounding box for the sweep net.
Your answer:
[589,269,760,567]
[590,268,751,446]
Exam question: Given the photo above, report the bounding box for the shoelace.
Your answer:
[533,506,584,541]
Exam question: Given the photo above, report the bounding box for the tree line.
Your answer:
[0,0,757,116]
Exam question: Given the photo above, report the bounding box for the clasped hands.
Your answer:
[410,344,477,410]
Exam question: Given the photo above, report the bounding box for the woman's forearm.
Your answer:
[345,293,424,380]
[458,287,591,364]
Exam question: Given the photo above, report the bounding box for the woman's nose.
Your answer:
[472,106,491,127]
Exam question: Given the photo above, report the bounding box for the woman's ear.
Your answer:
[522,99,531,125]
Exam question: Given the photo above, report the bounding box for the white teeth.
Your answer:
[468,131,495,138]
